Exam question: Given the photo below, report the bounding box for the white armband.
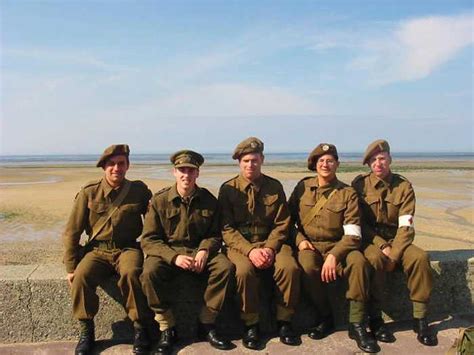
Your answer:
[399,214,414,228]
[343,224,361,237]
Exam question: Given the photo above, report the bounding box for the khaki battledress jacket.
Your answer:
[351,172,415,262]
[63,178,151,273]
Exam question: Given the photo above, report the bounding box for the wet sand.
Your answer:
[0,161,472,265]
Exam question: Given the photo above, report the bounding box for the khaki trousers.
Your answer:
[298,247,369,317]
[364,243,433,307]
[140,250,234,315]
[71,248,152,324]
[227,244,301,317]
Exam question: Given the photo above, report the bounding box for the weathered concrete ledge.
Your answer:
[0,249,473,343]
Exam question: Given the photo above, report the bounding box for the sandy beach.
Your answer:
[0,161,472,265]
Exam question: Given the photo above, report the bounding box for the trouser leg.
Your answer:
[343,250,370,323]
[115,248,153,327]
[71,250,114,320]
[140,255,176,329]
[297,248,330,317]
[200,253,235,324]
[273,244,300,321]
[400,244,433,318]
[363,244,386,317]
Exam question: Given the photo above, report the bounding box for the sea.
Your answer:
[1,152,473,167]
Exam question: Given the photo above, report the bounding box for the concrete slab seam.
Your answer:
[25,265,39,342]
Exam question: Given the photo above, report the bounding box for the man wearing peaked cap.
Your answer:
[288,142,379,353]
[140,149,234,353]
[170,149,205,168]
[63,144,154,355]
[219,137,301,349]
[352,139,437,347]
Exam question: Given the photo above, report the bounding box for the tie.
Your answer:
[248,184,256,214]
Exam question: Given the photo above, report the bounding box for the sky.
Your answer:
[1,0,473,155]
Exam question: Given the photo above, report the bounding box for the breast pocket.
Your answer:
[119,203,142,217]
[385,194,403,222]
[263,194,279,219]
[166,208,181,236]
[193,209,215,237]
[325,202,345,230]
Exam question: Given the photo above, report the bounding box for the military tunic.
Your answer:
[288,177,369,316]
[352,172,433,313]
[62,178,152,323]
[140,184,234,317]
[218,174,300,320]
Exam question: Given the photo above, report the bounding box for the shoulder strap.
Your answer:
[87,180,132,244]
[301,188,337,227]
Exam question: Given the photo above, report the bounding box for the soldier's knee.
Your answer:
[120,266,141,282]
[234,263,255,281]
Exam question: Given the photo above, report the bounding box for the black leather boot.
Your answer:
[413,318,437,346]
[308,315,335,340]
[154,327,177,355]
[348,322,380,353]
[277,321,300,346]
[133,327,151,354]
[242,323,261,350]
[75,320,95,355]
[369,317,396,343]
[197,322,232,350]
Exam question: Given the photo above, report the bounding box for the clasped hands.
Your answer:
[174,249,209,273]
[249,247,275,269]
[382,246,397,272]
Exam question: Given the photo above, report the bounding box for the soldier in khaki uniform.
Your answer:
[288,143,379,353]
[218,137,301,350]
[63,144,153,355]
[140,150,234,354]
[352,139,437,346]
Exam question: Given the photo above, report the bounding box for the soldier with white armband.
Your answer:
[352,139,437,347]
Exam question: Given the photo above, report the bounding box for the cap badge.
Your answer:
[322,145,329,151]
[250,142,257,148]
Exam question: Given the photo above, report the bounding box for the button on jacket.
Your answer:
[288,176,361,260]
[352,172,415,262]
[141,184,221,263]
[218,174,290,254]
[63,178,152,273]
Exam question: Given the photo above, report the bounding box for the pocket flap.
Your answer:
[166,208,180,218]
[88,201,107,213]
[326,203,345,213]
[263,194,278,206]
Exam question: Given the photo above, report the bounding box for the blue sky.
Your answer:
[1,0,473,154]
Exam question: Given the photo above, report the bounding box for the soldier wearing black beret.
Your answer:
[219,137,301,349]
[289,143,380,353]
[352,139,437,347]
[63,144,153,354]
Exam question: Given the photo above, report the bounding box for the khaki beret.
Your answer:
[96,144,130,168]
[170,150,204,168]
[363,139,390,165]
[232,137,264,160]
[307,143,338,171]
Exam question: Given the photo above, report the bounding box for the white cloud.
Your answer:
[350,13,474,85]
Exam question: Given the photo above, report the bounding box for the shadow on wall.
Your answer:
[97,249,474,339]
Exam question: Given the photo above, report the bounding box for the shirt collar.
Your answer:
[101,177,125,197]
[168,183,200,202]
[309,176,338,191]
[369,172,393,189]
[238,173,263,192]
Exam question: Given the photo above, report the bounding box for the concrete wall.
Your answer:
[0,250,473,343]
